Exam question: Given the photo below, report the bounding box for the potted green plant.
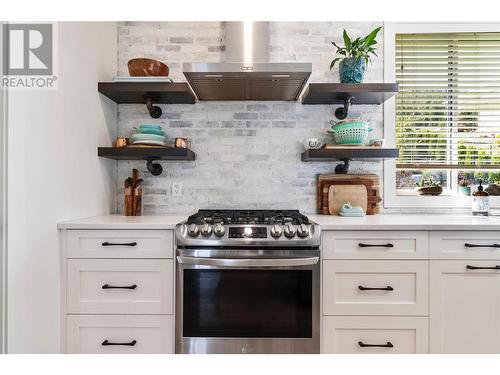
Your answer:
[330,26,382,83]
[417,175,443,196]
[459,179,471,196]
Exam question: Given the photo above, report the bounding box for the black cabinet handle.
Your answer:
[102,284,137,290]
[464,243,500,248]
[466,265,500,270]
[358,341,393,348]
[358,341,394,348]
[102,340,137,347]
[358,285,394,291]
[358,243,394,248]
[102,241,137,247]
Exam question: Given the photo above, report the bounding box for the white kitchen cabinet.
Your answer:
[323,260,428,316]
[430,260,500,353]
[430,231,500,260]
[322,231,429,259]
[66,229,173,259]
[322,316,428,354]
[61,229,175,354]
[66,315,174,354]
[66,259,174,314]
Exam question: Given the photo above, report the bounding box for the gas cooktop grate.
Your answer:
[186,209,311,226]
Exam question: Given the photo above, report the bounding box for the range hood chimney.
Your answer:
[183,22,311,101]
[225,21,269,63]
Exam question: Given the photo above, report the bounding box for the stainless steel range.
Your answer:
[175,209,321,354]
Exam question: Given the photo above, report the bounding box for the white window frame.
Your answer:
[383,22,500,209]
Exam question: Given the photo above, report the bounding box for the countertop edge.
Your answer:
[57,214,500,231]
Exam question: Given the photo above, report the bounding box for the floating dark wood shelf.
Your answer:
[302,147,399,173]
[301,83,399,105]
[98,146,195,176]
[98,147,195,161]
[98,81,196,119]
[98,82,196,104]
[302,147,399,161]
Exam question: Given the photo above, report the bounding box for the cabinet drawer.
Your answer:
[66,230,173,258]
[66,315,173,354]
[322,316,428,354]
[322,231,429,259]
[323,260,428,315]
[67,259,173,314]
[430,231,500,259]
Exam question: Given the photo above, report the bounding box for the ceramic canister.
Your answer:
[304,138,322,150]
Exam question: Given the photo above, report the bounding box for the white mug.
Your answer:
[304,138,322,149]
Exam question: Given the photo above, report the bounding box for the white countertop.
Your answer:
[309,214,500,230]
[57,214,186,230]
[58,213,500,231]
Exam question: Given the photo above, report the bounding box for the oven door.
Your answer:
[175,249,320,354]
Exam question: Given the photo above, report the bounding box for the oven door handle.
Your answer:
[176,256,320,267]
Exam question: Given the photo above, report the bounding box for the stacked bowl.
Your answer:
[131,124,166,146]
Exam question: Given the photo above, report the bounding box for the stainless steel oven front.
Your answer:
[175,248,320,354]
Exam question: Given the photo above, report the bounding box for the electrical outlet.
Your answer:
[172,182,183,197]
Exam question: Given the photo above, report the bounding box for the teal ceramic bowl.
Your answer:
[130,133,166,142]
[134,127,165,136]
[139,124,163,130]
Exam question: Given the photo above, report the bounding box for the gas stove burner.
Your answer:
[178,209,320,248]
[187,209,310,226]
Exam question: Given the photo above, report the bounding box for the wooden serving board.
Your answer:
[317,174,381,215]
[328,185,368,215]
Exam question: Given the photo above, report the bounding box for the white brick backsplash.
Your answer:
[116,22,385,214]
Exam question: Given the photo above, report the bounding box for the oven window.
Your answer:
[183,269,312,338]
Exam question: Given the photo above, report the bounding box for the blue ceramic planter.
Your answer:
[339,58,366,83]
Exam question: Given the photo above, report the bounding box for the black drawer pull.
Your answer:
[102,284,137,290]
[466,265,500,270]
[358,243,394,248]
[464,243,500,248]
[102,241,137,247]
[358,341,393,348]
[358,285,394,291]
[102,340,137,347]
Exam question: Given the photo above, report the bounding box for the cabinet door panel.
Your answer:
[67,259,173,314]
[322,316,428,354]
[323,260,428,316]
[67,315,173,354]
[66,230,173,258]
[430,231,500,259]
[430,260,500,353]
[323,231,428,260]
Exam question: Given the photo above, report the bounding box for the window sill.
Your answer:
[396,189,485,198]
[385,193,500,209]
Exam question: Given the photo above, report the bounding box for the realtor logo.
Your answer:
[2,23,57,89]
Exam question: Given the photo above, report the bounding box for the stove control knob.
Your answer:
[200,223,212,236]
[297,224,310,238]
[284,223,296,238]
[270,224,283,238]
[213,223,225,237]
[187,223,200,237]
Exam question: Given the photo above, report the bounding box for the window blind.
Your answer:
[395,32,500,169]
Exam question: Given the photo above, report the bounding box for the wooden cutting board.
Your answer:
[328,185,368,215]
[317,174,381,215]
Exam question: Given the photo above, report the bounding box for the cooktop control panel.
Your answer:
[228,227,268,239]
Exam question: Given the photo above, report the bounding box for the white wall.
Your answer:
[6,22,117,353]
[0,21,6,354]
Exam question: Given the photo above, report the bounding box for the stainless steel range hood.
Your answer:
[183,22,311,101]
